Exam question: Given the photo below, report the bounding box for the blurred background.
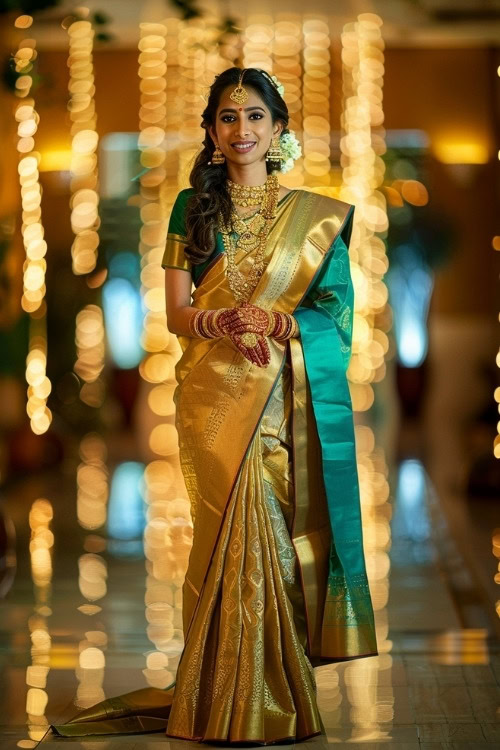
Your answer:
[0,1,499,748]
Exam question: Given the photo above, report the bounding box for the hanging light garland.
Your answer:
[73,303,106,407]
[24,498,54,744]
[137,20,169,381]
[12,14,53,436]
[494,86,500,462]
[66,16,101,275]
[302,17,331,188]
[271,14,303,188]
[340,13,390,413]
[74,433,109,708]
[137,19,183,690]
[177,17,209,183]
[162,17,182,212]
[243,15,273,77]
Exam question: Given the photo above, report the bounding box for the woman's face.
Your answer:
[209,85,282,168]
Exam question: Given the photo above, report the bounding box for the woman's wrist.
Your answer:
[269,311,299,341]
[188,307,299,341]
[189,309,225,339]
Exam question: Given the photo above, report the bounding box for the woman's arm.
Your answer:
[164,267,199,337]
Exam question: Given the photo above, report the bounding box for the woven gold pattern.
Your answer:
[166,358,321,743]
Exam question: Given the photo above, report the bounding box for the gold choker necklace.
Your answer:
[227,178,267,207]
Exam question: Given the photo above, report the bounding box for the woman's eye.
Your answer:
[220,113,264,123]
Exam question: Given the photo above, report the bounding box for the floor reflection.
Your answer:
[1,429,499,749]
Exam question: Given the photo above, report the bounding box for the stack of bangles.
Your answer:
[269,310,298,340]
[188,308,298,341]
[189,308,225,338]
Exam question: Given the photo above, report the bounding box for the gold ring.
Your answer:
[241,332,258,348]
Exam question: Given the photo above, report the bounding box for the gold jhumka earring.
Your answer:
[229,69,249,105]
[210,143,225,165]
[266,135,283,163]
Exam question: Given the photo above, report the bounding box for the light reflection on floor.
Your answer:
[1,436,499,750]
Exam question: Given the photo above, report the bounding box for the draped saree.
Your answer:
[51,187,377,744]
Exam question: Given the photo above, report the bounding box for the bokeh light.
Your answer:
[67,19,101,275]
[340,14,390,411]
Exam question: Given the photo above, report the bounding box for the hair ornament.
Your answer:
[258,69,286,98]
[269,74,285,98]
[279,130,302,173]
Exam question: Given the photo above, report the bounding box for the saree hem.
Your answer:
[309,650,378,667]
[165,729,323,745]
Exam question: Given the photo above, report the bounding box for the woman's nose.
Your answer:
[234,118,250,138]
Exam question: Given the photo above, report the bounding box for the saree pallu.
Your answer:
[51,188,377,744]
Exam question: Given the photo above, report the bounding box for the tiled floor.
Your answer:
[0,450,498,750]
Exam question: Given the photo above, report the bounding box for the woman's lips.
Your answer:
[231,142,256,153]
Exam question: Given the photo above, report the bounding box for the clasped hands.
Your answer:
[189,302,298,368]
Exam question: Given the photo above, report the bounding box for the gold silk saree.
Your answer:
[51,188,377,744]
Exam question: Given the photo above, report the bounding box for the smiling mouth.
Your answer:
[231,142,256,152]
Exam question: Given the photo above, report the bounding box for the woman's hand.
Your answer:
[222,303,299,341]
[231,330,271,368]
[217,302,272,338]
[188,306,271,367]
[218,303,272,367]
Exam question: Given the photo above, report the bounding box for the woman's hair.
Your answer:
[184,67,289,265]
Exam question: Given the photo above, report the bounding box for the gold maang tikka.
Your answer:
[229,69,249,105]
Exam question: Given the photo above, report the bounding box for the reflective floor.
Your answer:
[1,441,499,750]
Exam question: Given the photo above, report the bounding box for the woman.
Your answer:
[52,67,377,745]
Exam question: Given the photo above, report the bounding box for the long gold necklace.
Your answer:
[220,174,279,304]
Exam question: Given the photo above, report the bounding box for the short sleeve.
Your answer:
[161,189,194,272]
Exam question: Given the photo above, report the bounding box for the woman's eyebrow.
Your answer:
[218,106,266,114]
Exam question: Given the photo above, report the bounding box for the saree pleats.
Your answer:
[166,359,322,744]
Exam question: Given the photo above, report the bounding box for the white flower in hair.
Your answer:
[270,74,285,98]
[279,130,302,173]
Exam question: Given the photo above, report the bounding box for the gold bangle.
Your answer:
[211,308,224,337]
[189,310,198,337]
[198,311,207,337]
[265,310,274,336]
[275,313,296,341]
[194,310,206,338]
[277,313,287,339]
[282,314,292,340]
[201,311,212,338]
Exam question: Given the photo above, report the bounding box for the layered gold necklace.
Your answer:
[220,174,280,305]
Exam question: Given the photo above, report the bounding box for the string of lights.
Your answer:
[302,17,332,188]
[12,14,53,436]
[73,303,106,407]
[66,15,101,276]
[272,15,303,187]
[137,19,184,690]
[24,498,54,743]
[75,433,109,708]
[340,13,390,412]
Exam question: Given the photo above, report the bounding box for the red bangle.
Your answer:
[206,310,216,337]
